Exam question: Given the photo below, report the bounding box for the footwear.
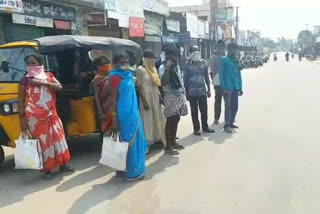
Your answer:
[125,174,145,181]
[60,165,75,173]
[165,148,179,155]
[43,172,53,180]
[175,136,179,140]
[172,142,185,150]
[203,128,215,133]
[150,141,165,150]
[231,124,239,129]
[214,120,219,125]
[194,130,201,136]
[116,171,125,177]
[224,127,232,134]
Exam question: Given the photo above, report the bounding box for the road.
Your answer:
[1,57,320,214]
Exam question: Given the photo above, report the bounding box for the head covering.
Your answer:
[93,64,112,87]
[143,58,161,86]
[26,65,47,80]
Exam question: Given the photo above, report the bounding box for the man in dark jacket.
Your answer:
[184,45,215,135]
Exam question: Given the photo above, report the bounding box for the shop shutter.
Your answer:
[6,23,44,42]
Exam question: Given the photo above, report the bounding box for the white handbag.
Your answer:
[14,132,43,170]
[99,133,129,171]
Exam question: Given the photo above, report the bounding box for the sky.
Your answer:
[168,0,320,40]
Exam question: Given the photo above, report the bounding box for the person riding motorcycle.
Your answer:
[285,52,290,61]
[273,53,277,61]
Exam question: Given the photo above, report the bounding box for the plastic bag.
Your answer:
[99,133,129,171]
[14,132,43,170]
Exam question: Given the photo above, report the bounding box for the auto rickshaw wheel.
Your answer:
[0,146,4,167]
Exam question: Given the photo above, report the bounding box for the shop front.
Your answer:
[144,11,164,56]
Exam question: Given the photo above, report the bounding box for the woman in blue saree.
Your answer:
[107,53,146,181]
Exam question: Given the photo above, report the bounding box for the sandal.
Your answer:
[172,142,185,150]
[43,172,53,180]
[125,174,145,181]
[165,148,179,155]
[60,165,75,173]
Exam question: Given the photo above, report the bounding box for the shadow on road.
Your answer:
[208,123,234,144]
[0,135,101,208]
[68,154,179,214]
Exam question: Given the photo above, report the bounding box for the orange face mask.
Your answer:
[97,64,112,74]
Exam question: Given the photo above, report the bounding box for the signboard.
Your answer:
[216,7,234,22]
[177,32,190,43]
[104,0,116,11]
[0,0,23,13]
[144,0,155,10]
[12,13,53,28]
[197,19,205,39]
[162,36,178,44]
[108,11,129,28]
[22,0,76,22]
[166,18,180,33]
[116,0,144,18]
[84,12,106,26]
[186,13,198,38]
[129,17,144,38]
[54,20,71,30]
[145,12,163,36]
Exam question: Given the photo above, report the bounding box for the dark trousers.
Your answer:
[214,86,223,121]
[165,115,180,149]
[189,96,209,132]
[223,90,239,128]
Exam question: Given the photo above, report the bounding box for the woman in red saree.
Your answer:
[92,56,113,134]
[18,54,73,179]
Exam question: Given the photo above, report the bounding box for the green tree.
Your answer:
[297,30,313,49]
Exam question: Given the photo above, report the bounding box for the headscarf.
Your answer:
[93,64,112,87]
[143,57,161,86]
[163,44,182,90]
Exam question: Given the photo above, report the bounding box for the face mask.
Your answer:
[97,64,112,74]
[26,65,45,78]
[120,65,130,71]
[189,51,201,62]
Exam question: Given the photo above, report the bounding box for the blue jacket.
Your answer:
[219,56,242,91]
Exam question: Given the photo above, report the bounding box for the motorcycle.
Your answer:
[274,56,277,61]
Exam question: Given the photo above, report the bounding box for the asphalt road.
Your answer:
[1,56,320,214]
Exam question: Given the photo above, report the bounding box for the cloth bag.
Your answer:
[99,133,129,171]
[14,132,43,170]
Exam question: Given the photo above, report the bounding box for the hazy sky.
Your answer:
[168,0,320,40]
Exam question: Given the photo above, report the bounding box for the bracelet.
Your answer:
[111,111,117,117]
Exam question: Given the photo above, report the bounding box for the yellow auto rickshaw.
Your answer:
[0,35,141,167]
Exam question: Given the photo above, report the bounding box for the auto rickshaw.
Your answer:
[0,35,141,167]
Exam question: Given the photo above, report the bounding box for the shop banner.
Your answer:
[12,13,53,28]
[216,7,234,23]
[166,18,180,33]
[54,20,71,30]
[197,19,205,39]
[22,0,76,22]
[129,17,144,38]
[162,36,178,44]
[0,0,23,13]
[108,11,129,28]
[116,0,144,18]
[177,32,190,43]
[104,0,116,11]
[84,12,106,25]
[186,13,198,38]
[145,12,163,36]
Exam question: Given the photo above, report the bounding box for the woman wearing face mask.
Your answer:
[108,53,147,181]
[18,54,73,179]
[135,50,166,151]
[92,56,113,133]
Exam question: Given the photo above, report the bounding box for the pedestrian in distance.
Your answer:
[18,54,74,180]
[220,42,243,133]
[108,53,147,181]
[135,50,166,152]
[184,45,215,136]
[159,44,188,155]
[210,40,226,125]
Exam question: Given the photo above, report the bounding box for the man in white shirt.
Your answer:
[209,40,225,124]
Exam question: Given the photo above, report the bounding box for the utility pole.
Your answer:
[235,6,239,44]
[210,0,218,51]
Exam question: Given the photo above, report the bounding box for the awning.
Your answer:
[54,20,71,30]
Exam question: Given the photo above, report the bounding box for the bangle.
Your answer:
[111,111,117,117]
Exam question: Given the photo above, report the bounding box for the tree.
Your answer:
[260,37,277,49]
